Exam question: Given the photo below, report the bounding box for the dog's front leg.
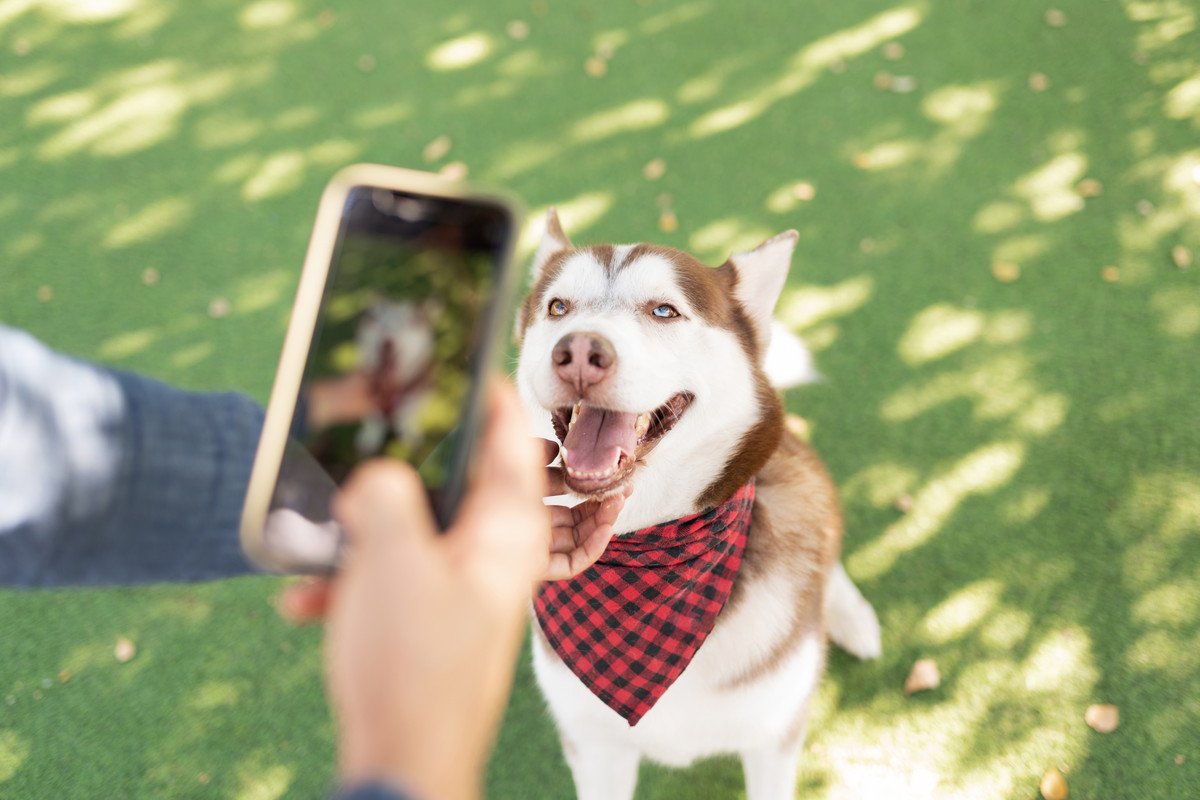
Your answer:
[561,735,639,800]
[740,744,803,800]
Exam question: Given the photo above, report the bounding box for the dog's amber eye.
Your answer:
[651,303,679,319]
[548,298,569,317]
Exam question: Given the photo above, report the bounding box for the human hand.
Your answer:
[278,435,630,623]
[319,381,548,800]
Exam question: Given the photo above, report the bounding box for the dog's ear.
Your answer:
[723,230,798,351]
[531,207,573,280]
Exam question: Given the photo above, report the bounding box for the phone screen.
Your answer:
[259,184,513,572]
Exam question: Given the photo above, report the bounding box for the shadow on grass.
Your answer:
[1,0,1197,797]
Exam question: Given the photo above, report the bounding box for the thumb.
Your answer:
[334,459,438,553]
[451,379,549,580]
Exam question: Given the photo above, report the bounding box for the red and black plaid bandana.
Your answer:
[534,482,755,726]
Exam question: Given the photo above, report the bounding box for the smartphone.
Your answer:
[240,164,519,573]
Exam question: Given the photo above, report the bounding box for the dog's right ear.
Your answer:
[531,207,572,280]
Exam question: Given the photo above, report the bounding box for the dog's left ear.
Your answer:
[531,207,573,280]
[722,230,798,350]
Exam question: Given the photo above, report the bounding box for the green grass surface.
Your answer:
[2,0,1198,797]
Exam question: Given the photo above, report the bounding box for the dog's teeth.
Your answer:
[569,403,580,427]
[635,413,650,439]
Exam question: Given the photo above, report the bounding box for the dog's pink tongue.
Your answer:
[562,405,638,475]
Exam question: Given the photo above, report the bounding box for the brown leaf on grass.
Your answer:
[1171,245,1192,269]
[658,210,678,233]
[992,261,1021,283]
[1076,178,1103,197]
[207,297,231,318]
[1101,266,1120,283]
[642,158,666,180]
[57,669,72,684]
[36,285,53,302]
[438,161,468,181]
[114,637,136,663]
[585,56,607,77]
[882,42,905,60]
[1085,703,1119,733]
[903,658,940,695]
[791,181,816,201]
[1044,9,1067,27]
[422,135,451,163]
[784,414,811,441]
[873,71,893,90]
[1176,754,1186,766]
[1029,72,1050,92]
[141,267,160,285]
[1040,767,1069,800]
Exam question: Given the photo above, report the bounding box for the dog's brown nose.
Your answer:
[552,332,616,393]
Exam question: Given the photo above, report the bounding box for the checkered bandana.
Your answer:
[534,481,755,726]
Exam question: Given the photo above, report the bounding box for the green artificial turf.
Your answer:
[2,0,1198,797]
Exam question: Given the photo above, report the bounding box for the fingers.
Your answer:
[544,466,566,496]
[543,493,625,581]
[333,459,438,551]
[276,578,332,624]
[539,438,561,465]
[453,380,550,583]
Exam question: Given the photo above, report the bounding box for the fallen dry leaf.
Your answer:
[585,56,607,77]
[1176,754,1186,766]
[1171,244,1192,269]
[785,414,811,441]
[1076,178,1103,197]
[356,54,376,73]
[114,637,136,663]
[1029,72,1050,92]
[36,285,53,302]
[1085,703,1119,733]
[873,71,893,90]
[208,297,231,318]
[198,773,211,785]
[1101,266,1120,283]
[506,20,530,40]
[904,658,940,695]
[438,161,468,181]
[853,152,872,169]
[642,158,666,180]
[142,267,160,285]
[791,181,816,201]
[422,135,452,162]
[57,669,71,684]
[992,261,1021,283]
[882,42,905,60]
[1044,8,1067,27]
[658,210,678,233]
[1040,767,1068,800]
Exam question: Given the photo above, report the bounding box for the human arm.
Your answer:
[0,325,262,586]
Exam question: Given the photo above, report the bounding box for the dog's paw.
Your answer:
[826,563,883,660]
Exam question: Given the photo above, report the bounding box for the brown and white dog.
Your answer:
[515,211,882,800]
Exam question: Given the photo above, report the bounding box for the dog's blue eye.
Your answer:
[651,304,679,319]
[548,299,569,317]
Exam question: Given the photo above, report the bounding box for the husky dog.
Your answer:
[516,211,881,800]
[354,299,436,455]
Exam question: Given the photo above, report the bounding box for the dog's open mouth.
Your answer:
[550,392,694,496]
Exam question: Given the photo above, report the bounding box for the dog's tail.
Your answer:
[825,563,883,660]
[764,321,822,389]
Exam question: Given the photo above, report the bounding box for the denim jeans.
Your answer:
[0,325,264,586]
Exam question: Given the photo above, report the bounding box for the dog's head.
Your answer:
[516,210,795,528]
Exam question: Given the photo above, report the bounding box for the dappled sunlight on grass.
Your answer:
[3,0,1199,796]
[848,440,1025,580]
